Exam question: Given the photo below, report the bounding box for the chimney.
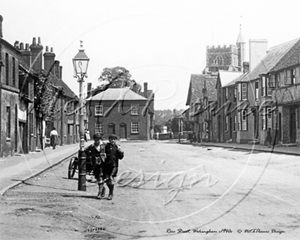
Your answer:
[20,43,32,68]
[0,15,3,38]
[43,46,55,75]
[30,37,43,73]
[14,41,20,49]
[144,82,148,98]
[249,39,268,71]
[59,66,63,80]
[243,61,250,73]
[54,60,60,79]
[87,82,92,98]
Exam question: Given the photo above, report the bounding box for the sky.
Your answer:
[1,0,300,110]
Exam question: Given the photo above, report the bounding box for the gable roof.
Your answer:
[205,76,217,101]
[88,87,147,101]
[219,70,243,87]
[225,72,249,87]
[244,38,299,81]
[48,73,78,99]
[270,38,300,72]
[186,74,206,106]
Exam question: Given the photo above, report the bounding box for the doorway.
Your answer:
[290,108,296,143]
[119,123,127,139]
[108,123,115,135]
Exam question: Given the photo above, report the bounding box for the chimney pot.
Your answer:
[25,43,29,50]
[144,82,148,98]
[32,37,36,46]
[14,41,19,49]
[243,61,250,73]
[46,46,49,52]
[87,83,92,98]
[38,37,41,45]
[51,47,53,52]
[20,42,24,50]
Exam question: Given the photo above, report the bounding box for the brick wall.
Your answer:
[88,100,149,140]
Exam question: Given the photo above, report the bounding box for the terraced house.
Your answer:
[270,39,300,144]
[0,15,79,157]
[235,38,300,144]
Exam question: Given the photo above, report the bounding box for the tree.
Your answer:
[93,66,141,96]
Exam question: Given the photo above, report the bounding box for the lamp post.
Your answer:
[73,41,90,191]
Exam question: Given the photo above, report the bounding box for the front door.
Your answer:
[290,108,296,143]
[217,115,221,142]
[108,124,115,135]
[119,123,127,139]
[229,116,232,139]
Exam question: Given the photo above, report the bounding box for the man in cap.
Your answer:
[102,134,124,200]
[85,133,106,198]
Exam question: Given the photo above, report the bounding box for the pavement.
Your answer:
[0,141,92,196]
[0,139,298,196]
[179,140,300,156]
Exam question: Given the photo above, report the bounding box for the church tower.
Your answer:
[236,23,245,71]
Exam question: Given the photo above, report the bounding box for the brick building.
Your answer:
[0,15,79,157]
[186,74,217,142]
[0,16,20,156]
[87,83,154,140]
[215,70,243,143]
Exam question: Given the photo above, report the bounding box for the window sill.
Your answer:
[6,138,11,142]
[131,132,139,135]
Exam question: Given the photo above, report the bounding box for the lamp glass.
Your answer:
[72,50,90,78]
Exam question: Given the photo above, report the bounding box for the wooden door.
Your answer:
[290,108,296,143]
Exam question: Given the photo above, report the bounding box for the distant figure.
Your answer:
[156,132,159,140]
[50,127,58,149]
[265,128,272,147]
[150,127,154,140]
[85,129,91,142]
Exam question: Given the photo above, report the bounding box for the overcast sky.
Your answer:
[1,0,300,110]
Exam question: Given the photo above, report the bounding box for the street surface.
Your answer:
[0,140,299,240]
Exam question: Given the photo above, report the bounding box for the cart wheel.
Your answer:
[68,157,78,179]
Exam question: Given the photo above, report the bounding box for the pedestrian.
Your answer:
[150,127,154,140]
[101,134,124,200]
[50,127,58,149]
[84,129,90,142]
[265,128,272,147]
[85,133,106,195]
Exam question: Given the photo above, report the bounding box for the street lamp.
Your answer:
[73,41,90,191]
